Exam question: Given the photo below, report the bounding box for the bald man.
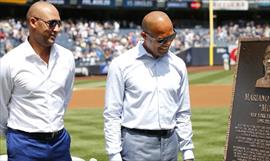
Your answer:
[104,11,194,161]
[0,1,75,161]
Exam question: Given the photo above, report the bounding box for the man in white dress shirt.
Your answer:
[0,1,75,161]
[104,11,194,161]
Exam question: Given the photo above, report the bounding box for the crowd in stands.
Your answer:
[1,18,270,66]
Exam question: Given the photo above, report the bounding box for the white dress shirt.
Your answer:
[0,40,75,135]
[104,41,194,161]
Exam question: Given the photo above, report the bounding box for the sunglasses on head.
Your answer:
[33,17,61,29]
[144,29,177,45]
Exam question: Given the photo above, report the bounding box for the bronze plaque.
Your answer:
[224,38,270,161]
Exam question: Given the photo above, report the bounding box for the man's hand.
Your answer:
[109,153,122,161]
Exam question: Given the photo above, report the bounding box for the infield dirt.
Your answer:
[69,66,233,109]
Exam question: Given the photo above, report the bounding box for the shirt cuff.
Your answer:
[0,125,7,137]
[182,149,194,160]
[109,153,122,161]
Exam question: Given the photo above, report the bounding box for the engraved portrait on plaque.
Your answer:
[256,45,270,88]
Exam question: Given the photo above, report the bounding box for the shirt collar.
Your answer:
[23,39,38,58]
[24,38,57,59]
[135,41,151,59]
[135,40,171,59]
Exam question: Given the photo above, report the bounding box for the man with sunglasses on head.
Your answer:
[0,1,74,161]
[104,11,194,161]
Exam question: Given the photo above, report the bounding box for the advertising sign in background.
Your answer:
[122,0,157,8]
[0,0,26,4]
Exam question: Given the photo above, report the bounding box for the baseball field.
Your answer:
[0,66,234,161]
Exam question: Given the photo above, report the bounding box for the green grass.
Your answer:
[189,70,234,85]
[74,80,106,89]
[65,109,106,160]
[73,69,234,89]
[191,107,229,161]
[0,108,229,161]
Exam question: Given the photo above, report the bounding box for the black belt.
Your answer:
[122,126,174,137]
[9,128,64,140]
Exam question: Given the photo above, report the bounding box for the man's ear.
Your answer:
[29,17,37,29]
[141,31,147,39]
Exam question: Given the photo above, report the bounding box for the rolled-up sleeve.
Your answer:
[175,67,194,160]
[103,59,124,160]
[0,58,13,136]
